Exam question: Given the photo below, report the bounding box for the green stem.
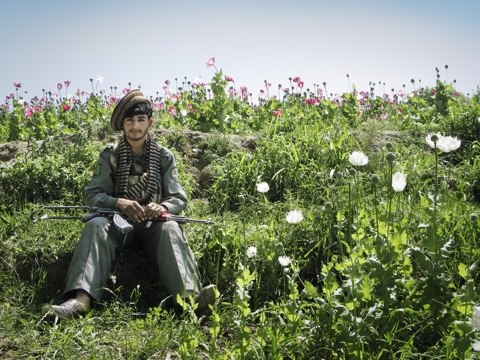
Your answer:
[347,181,352,249]
[432,145,439,318]
[433,146,438,260]
[373,184,379,235]
[386,162,393,242]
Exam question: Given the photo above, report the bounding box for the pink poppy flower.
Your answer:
[24,107,34,117]
[305,98,319,105]
[168,106,177,115]
[206,57,215,67]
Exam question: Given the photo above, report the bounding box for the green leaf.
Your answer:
[303,280,317,299]
[458,263,467,280]
[359,277,372,301]
[322,267,339,297]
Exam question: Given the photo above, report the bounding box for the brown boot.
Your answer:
[195,284,216,317]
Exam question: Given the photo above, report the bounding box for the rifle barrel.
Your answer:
[30,206,91,222]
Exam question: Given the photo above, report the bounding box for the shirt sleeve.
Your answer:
[84,148,118,209]
[159,148,188,214]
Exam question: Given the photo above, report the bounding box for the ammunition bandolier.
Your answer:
[112,134,163,206]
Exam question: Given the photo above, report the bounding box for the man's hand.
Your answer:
[115,199,144,222]
[144,202,168,220]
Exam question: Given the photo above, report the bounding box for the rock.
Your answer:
[0,141,28,163]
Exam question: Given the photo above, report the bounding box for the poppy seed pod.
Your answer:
[386,152,396,163]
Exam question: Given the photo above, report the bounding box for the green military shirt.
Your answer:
[85,142,188,214]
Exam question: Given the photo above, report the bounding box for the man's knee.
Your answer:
[83,216,111,232]
[79,217,114,249]
[160,220,181,233]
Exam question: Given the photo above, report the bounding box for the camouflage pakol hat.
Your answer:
[110,89,153,131]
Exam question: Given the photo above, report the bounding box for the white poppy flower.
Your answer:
[426,133,461,152]
[256,182,270,193]
[473,306,480,331]
[437,135,461,152]
[286,210,303,224]
[392,172,407,192]
[348,151,369,166]
[246,246,257,258]
[278,255,291,267]
[472,339,480,351]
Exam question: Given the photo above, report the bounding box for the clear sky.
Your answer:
[1,0,479,101]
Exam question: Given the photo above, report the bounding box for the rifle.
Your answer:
[30,205,215,234]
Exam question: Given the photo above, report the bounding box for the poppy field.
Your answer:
[1,60,480,359]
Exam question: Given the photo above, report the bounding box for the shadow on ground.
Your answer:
[16,243,167,314]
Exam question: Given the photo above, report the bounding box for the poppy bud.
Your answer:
[386,152,396,163]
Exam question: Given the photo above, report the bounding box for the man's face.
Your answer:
[123,114,152,142]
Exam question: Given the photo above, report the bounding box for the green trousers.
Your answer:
[64,216,201,302]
